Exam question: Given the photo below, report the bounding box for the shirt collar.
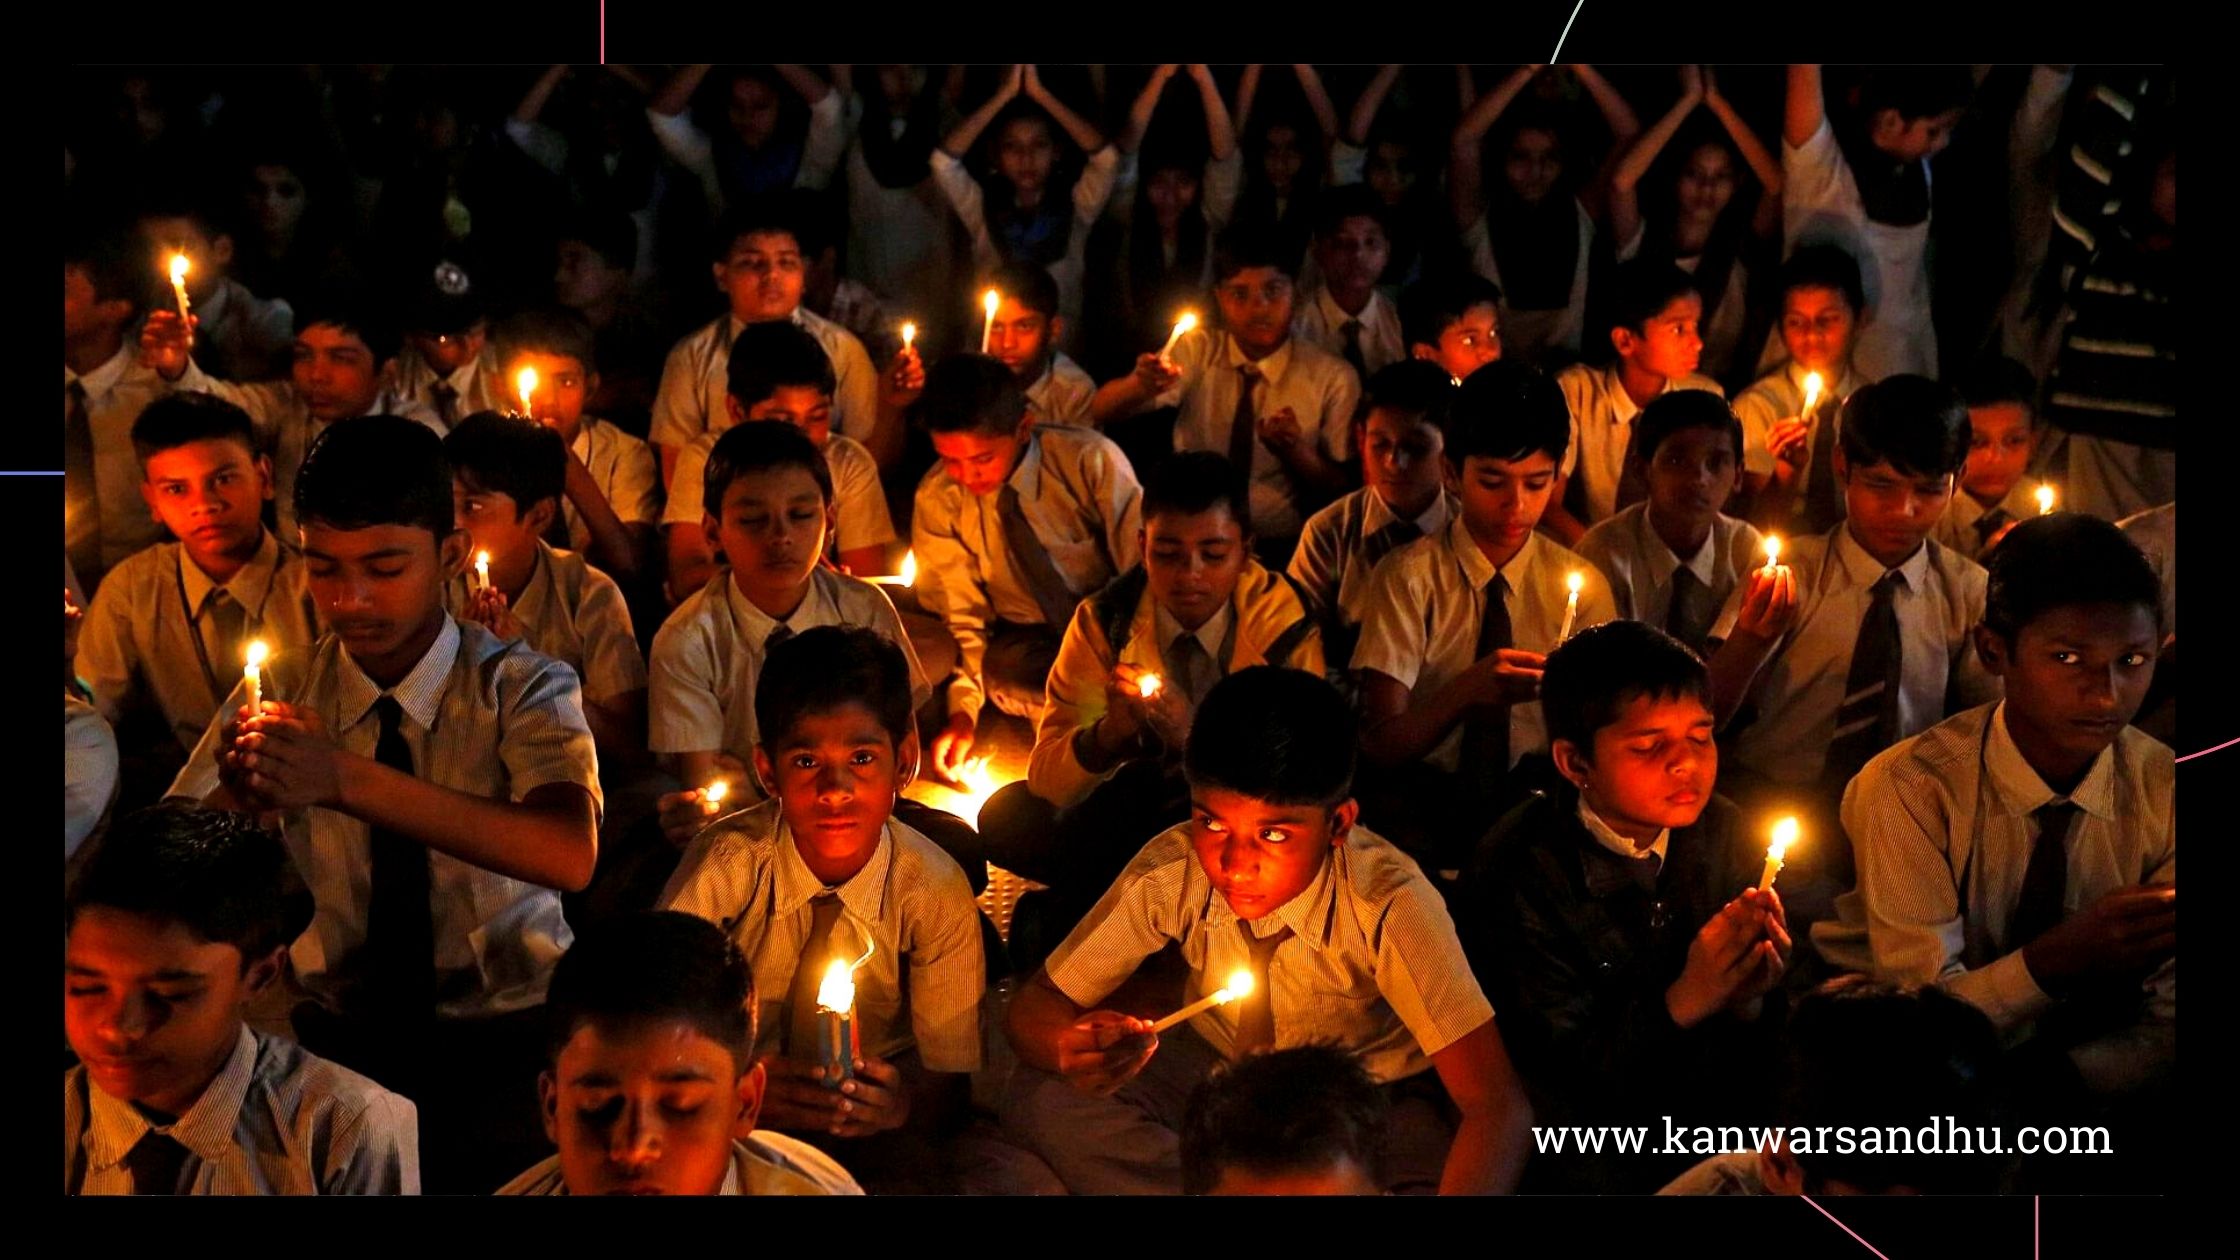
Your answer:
[1155,600,1233,660]
[86,1026,259,1168]
[1578,797,1669,864]
[68,340,136,399]
[1006,428,1049,499]
[1983,702,2120,822]
[1223,332,1294,385]
[180,530,284,622]
[774,816,896,925]
[1313,284,1370,330]
[726,569,832,646]
[1832,522,1931,592]
[336,614,461,732]
[569,418,601,462]
[1363,488,1453,538]
[1446,512,1538,591]
[1640,506,1720,586]
[1600,363,1649,427]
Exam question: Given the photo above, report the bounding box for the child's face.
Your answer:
[65,908,276,1118]
[1188,786,1355,920]
[1675,143,1739,227]
[1260,125,1304,194]
[1780,286,1858,375]
[1870,108,1963,164]
[1643,426,1741,534]
[454,478,551,570]
[727,76,782,148]
[407,323,487,378]
[986,298,1057,377]
[930,425,1028,498]
[708,466,830,592]
[301,521,463,673]
[1214,267,1296,359]
[738,385,837,450]
[1563,691,1718,839]
[754,701,912,869]
[1312,214,1391,297]
[1979,602,2160,768]
[996,116,1056,196]
[1209,1155,1381,1196]
[514,350,595,432]
[1145,166,1200,231]
[1961,403,2034,505]
[1359,408,1445,520]
[541,1017,761,1197]
[291,324,386,423]
[1504,127,1563,205]
[141,438,271,568]
[714,231,806,323]
[554,239,631,311]
[1144,505,1248,631]
[242,163,307,239]
[1835,454,1954,568]
[1448,451,1557,562]
[1415,305,1503,381]
[1613,294,1705,381]
[1367,139,1415,208]
[142,214,232,297]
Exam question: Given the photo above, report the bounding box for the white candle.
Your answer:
[1759,534,1783,578]
[242,639,269,716]
[2035,483,2056,516]
[515,366,539,418]
[474,550,491,591]
[167,253,192,322]
[1555,571,1584,643]
[1159,311,1199,365]
[980,290,1001,354]
[900,321,917,354]
[1758,816,1799,892]
[1148,970,1254,1034]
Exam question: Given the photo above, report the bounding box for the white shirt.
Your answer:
[1574,504,1764,646]
[1932,480,2045,564]
[1025,352,1098,429]
[1731,360,1870,520]
[648,310,880,456]
[1784,118,1938,381]
[1555,362,1726,525]
[2117,502,2176,636]
[1292,284,1403,380]
[1158,329,1361,539]
[1288,486,1455,638]
[1578,798,1669,866]
[666,429,896,562]
[444,543,645,706]
[392,344,507,424]
[565,417,664,550]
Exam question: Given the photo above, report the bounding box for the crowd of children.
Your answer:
[64,63,2176,1196]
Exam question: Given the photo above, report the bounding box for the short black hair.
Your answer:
[1441,360,1570,468]
[702,419,833,519]
[495,305,599,375]
[545,911,757,1068]
[1838,375,1970,481]
[1180,1044,1389,1195]
[1362,360,1458,430]
[1212,227,1297,286]
[726,320,836,410]
[1858,66,1975,124]
[1983,514,2162,642]
[1604,258,1701,341]
[445,412,566,517]
[1143,450,1250,536]
[291,286,403,366]
[710,196,804,263]
[1779,243,1865,316]
[67,802,306,967]
[1541,620,1710,753]
[1311,184,1391,242]
[295,415,455,539]
[1631,390,1742,469]
[910,354,1027,436]
[1958,355,2039,415]
[1400,272,1503,350]
[1185,667,1357,808]
[64,226,149,315]
[754,625,915,752]
[557,207,638,273]
[130,392,260,466]
[986,259,1061,321]
[1781,980,2007,1194]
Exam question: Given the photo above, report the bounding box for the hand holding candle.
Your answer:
[980,289,1001,354]
[1148,970,1254,1034]
[167,253,192,321]
[866,550,918,587]
[242,639,270,717]
[1758,816,1799,892]
[1555,570,1584,643]
[900,321,917,355]
[814,957,861,1088]
[700,778,729,817]
[1136,672,1164,699]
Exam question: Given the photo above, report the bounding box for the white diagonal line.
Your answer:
[1550,0,1589,62]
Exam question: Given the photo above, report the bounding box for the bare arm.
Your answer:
[1431,1021,1533,1195]
[1347,64,1403,147]
[1290,64,1341,148]
[1785,64,1824,149]
[1188,64,1237,161]
[941,65,1024,159]
[1537,476,1589,547]
[1359,670,1476,769]
[514,64,569,124]
[1451,65,1543,230]
[1117,65,1179,154]
[1023,65,1107,154]
[1702,66,1784,238]
[650,64,713,118]
[562,453,647,581]
[1231,64,1263,135]
[1569,64,1642,221]
[1609,66,1704,247]
[352,770,597,891]
[773,63,833,106]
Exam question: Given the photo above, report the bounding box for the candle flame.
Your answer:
[244,639,270,669]
[168,253,190,284]
[1172,312,1198,337]
[948,756,1004,828]
[1762,535,1783,567]
[1802,371,1825,409]
[900,321,917,349]
[1565,570,1584,595]
[899,550,917,586]
[816,958,856,1015]
[2035,483,2056,515]
[702,779,728,808]
[983,289,1002,316]
[515,366,539,409]
[476,549,491,569]
[1137,673,1164,699]
[1220,970,1255,1002]
[1768,816,1800,864]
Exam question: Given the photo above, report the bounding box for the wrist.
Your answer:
[331,748,373,813]
[1664,981,1711,1030]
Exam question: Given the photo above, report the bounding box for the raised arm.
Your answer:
[773,63,832,107]
[1451,65,1543,230]
[1117,65,1180,155]
[1188,64,1237,161]
[1289,64,1342,150]
[1023,64,1108,154]
[649,63,713,119]
[1231,63,1263,135]
[1609,66,1706,248]
[1785,64,1824,149]
[1701,66,1784,238]
[941,64,1024,159]
[1569,63,1642,220]
[514,64,569,125]
[1346,64,1403,147]
[779,64,846,191]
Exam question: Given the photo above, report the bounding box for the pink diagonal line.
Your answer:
[1798,1194,1895,1260]
[2177,735,2240,763]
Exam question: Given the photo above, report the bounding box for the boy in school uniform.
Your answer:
[1932,356,2045,563]
[912,355,1143,779]
[1001,667,1533,1196]
[65,802,420,1195]
[1467,621,1789,1193]
[1401,271,1506,384]
[74,394,321,800]
[661,627,984,1193]
[1353,362,1618,866]
[393,261,507,430]
[1575,391,1765,654]
[1288,360,1459,667]
[498,911,863,1196]
[137,201,294,382]
[1544,259,1725,544]
[501,305,662,584]
[984,259,1098,429]
[665,320,897,603]
[1292,186,1404,384]
[170,415,603,1193]
[66,228,172,590]
[648,203,880,487]
[1179,1045,1390,1196]
[1813,515,2174,1100]
[1093,230,1360,564]
[1732,244,1871,536]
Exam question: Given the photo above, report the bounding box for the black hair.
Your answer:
[1400,272,1503,351]
[1184,667,1357,808]
[1541,621,1710,753]
[130,392,260,465]
[445,412,566,517]
[702,419,833,519]
[1143,450,1251,536]
[987,259,1062,322]
[1440,360,1570,468]
[495,306,599,375]
[1311,183,1391,243]
[545,911,757,1068]
[1362,360,1458,431]
[1604,258,1701,341]
[291,286,403,366]
[1631,390,1743,469]
[1212,227,1298,286]
[1180,1044,1389,1195]
[1838,375,1971,481]
[726,320,837,410]
[557,207,638,273]
[67,802,306,967]
[1983,514,2163,642]
[294,415,455,539]
[1858,66,1975,125]
[910,354,1028,436]
[64,226,148,315]
[1958,355,2039,415]
[1778,243,1866,316]
[754,625,915,751]
[401,258,489,337]
[709,196,804,264]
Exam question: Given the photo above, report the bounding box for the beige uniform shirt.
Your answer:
[1157,329,1360,539]
[1555,361,1726,525]
[1575,504,1764,635]
[565,416,664,551]
[667,429,896,561]
[445,542,644,706]
[497,1134,861,1196]
[648,310,879,455]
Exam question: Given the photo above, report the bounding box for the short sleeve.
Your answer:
[575,571,648,703]
[648,616,729,755]
[1371,879,1497,1056]
[1349,554,1428,688]
[1042,843,1184,1009]
[830,440,899,553]
[663,435,716,526]
[496,654,604,818]
[604,431,664,527]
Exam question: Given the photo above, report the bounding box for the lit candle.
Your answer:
[167,253,192,322]
[1758,816,1799,892]
[1159,311,1199,365]
[1801,370,1825,417]
[1555,570,1584,644]
[1149,970,1254,1034]
[1759,534,1783,578]
[980,289,1001,354]
[948,756,1002,828]
[1136,673,1164,699]
[242,639,270,716]
[900,321,917,355]
[814,958,860,1088]
[867,550,918,587]
[515,366,539,418]
[474,550,491,591]
[2035,483,2056,516]
[700,779,729,817]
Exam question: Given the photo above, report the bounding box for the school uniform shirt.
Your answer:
[1812,702,2174,1089]
[1029,560,1326,810]
[1616,221,1755,387]
[2117,502,2176,636]
[912,425,1143,724]
[1353,518,1619,774]
[1732,360,1870,531]
[189,276,294,382]
[1574,505,1764,652]
[1555,362,1726,526]
[660,799,984,1072]
[564,416,664,553]
[1024,352,1098,429]
[1157,329,1360,540]
[665,429,895,563]
[1784,117,1937,381]
[1932,481,2045,564]
[1288,487,1457,647]
[1292,284,1404,381]
[647,567,928,797]
[929,144,1123,346]
[1460,200,1594,366]
[1709,526,2001,789]
[64,692,118,861]
[65,1026,419,1195]
[391,344,507,428]
[1045,821,1496,1083]
[64,342,171,584]
[647,310,880,457]
[444,543,645,707]
[170,616,603,1020]
[497,1134,862,1196]
[74,530,323,754]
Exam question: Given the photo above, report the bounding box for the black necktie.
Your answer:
[1664,566,1712,650]
[1165,631,1218,706]
[997,483,1082,630]
[1460,574,1513,793]
[429,382,460,431]
[2008,802,2078,952]
[1339,318,1369,385]
[1972,507,2013,554]
[1226,366,1260,532]
[1824,571,1905,793]
[65,379,102,581]
[1229,921,1294,1058]
[1361,518,1423,572]
[124,1130,191,1195]
[782,892,846,1056]
[364,697,435,1019]
[1802,390,1845,532]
